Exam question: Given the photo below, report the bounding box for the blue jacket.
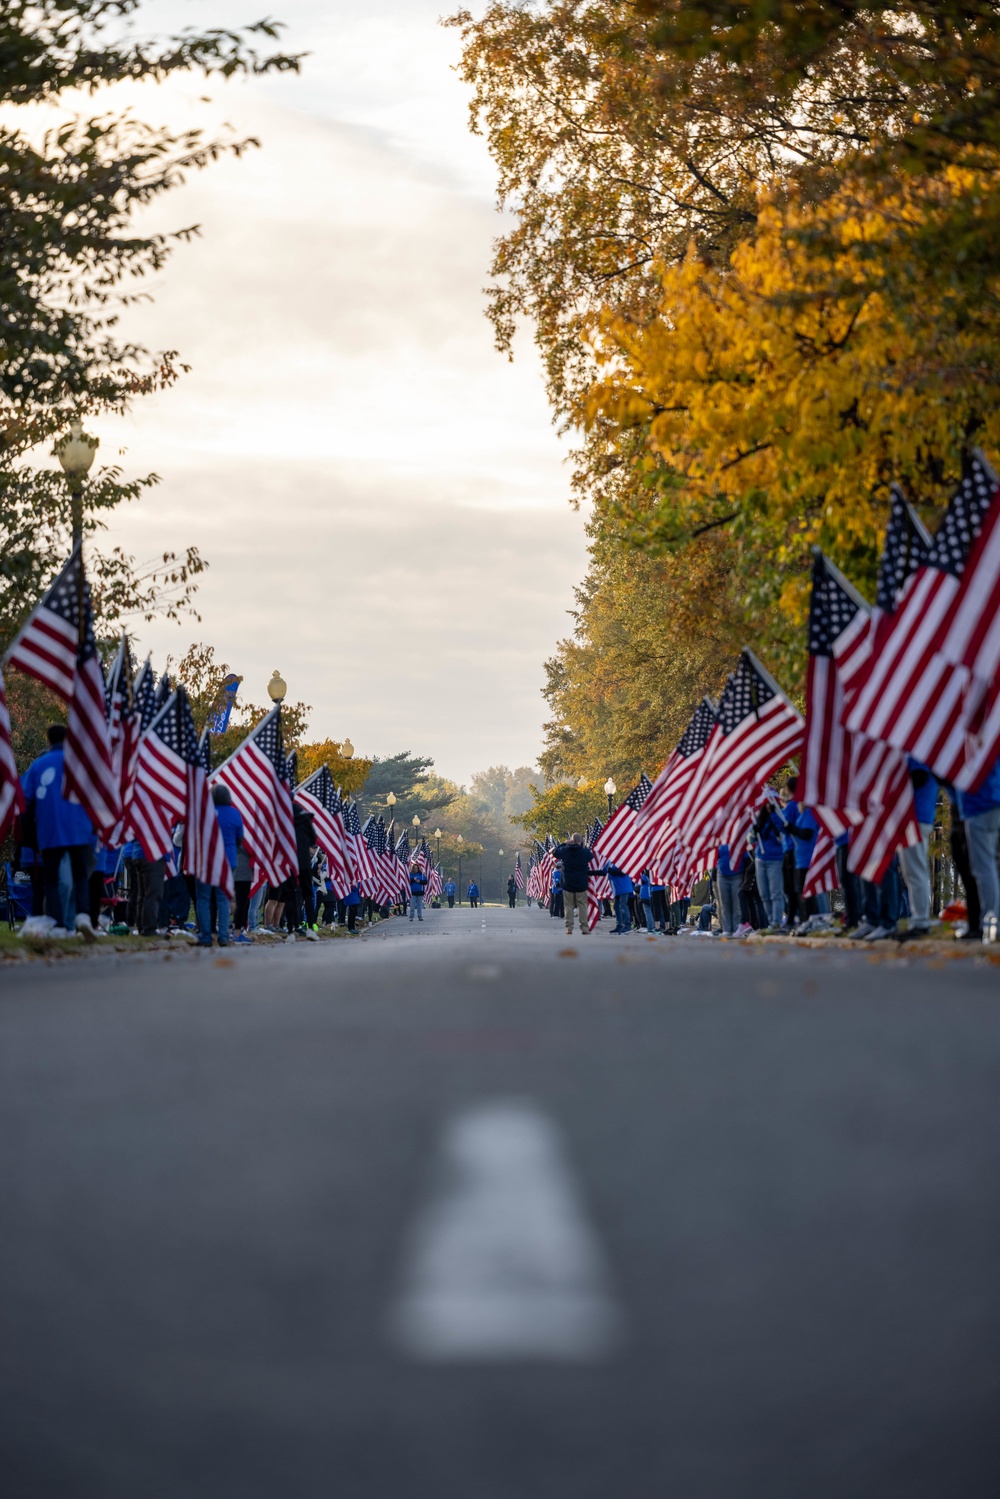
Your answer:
[785,803,819,869]
[639,874,652,901]
[552,842,596,892]
[344,885,361,906]
[410,870,428,897]
[958,754,1000,818]
[717,844,748,878]
[754,804,785,862]
[604,865,633,896]
[21,747,95,850]
[468,882,479,898]
[908,758,938,825]
[444,881,456,895]
[215,803,244,869]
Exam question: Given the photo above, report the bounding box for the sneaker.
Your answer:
[863,924,894,941]
[234,933,253,945]
[983,912,998,944]
[196,939,213,948]
[957,926,983,941]
[849,922,875,941]
[733,922,753,938]
[19,915,56,937]
[895,924,931,943]
[49,927,75,939]
[75,914,99,941]
[285,932,297,943]
[304,927,319,942]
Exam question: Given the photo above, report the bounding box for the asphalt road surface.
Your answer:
[1,904,998,1498]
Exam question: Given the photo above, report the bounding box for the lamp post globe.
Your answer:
[341,738,354,760]
[604,776,617,815]
[577,777,588,791]
[267,671,287,705]
[55,419,99,549]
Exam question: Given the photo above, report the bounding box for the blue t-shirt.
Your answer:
[717,843,748,878]
[215,803,244,869]
[958,754,1000,818]
[604,867,632,895]
[21,747,95,850]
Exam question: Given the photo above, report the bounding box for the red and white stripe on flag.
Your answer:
[185,762,234,900]
[213,712,296,888]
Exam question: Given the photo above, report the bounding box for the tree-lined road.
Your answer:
[1,906,998,1497]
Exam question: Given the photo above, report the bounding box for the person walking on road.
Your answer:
[553,834,596,936]
[507,874,517,908]
[444,878,456,908]
[409,862,428,922]
[467,880,479,909]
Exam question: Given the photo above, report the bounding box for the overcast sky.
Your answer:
[85,0,588,785]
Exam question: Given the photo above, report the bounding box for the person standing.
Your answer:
[958,752,1000,942]
[553,834,596,936]
[467,880,479,909]
[604,863,633,934]
[639,870,655,933]
[409,861,428,922]
[779,781,802,928]
[753,797,786,931]
[549,866,563,919]
[20,724,97,939]
[716,842,749,936]
[507,874,517,908]
[444,878,456,908]
[896,759,938,942]
[195,785,243,948]
[649,874,669,933]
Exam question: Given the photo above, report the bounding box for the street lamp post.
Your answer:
[457,834,463,904]
[434,828,442,867]
[498,849,504,907]
[267,671,287,706]
[604,777,617,817]
[55,419,99,550]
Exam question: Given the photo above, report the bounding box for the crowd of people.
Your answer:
[527,763,996,944]
[5,723,494,946]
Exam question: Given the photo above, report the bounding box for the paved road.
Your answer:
[1,904,998,1498]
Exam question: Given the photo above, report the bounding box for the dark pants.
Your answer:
[650,890,668,931]
[613,892,631,932]
[234,879,251,931]
[837,845,864,928]
[469,896,478,908]
[508,892,516,908]
[793,866,819,920]
[89,869,107,925]
[863,859,902,929]
[132,857,166,935]
[447,895,455,908]
[549,891,563,918]
[41,844,91,929]
[951,820,982,935]
[670,897,690,929]
[783,851,803,926]
[346,904,358,931]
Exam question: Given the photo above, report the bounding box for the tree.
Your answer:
[171,642,310,768]
[0,2,301,645]
[296,739,371,797]
[512,781,608,843]
[361,752,457,824]
[582,181,1000,683]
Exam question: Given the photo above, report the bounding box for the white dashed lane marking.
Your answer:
[387,1099,624,1362]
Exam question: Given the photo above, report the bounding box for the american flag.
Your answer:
[104,635,139,845]
[802,826,840,899]
[799,551,868,811]
[836,486,932,706]
[538,835,557,902]
[526,851,541,901]
[673,651,804,857]
[4,545,120,837]
[0,665,24,842]
[129,688,194,861]
[846,453,999,782]
[801,553,918,883]
[186,726,234,900]
[346,803,376,892]
[640,699,718,872]
[212,706,297,887]
[592,774,654,878]
[514,850,524,890]
[364,816,397,906]
[296,766,352,896]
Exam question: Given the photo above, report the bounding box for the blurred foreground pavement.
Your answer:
[1,904,998,1498]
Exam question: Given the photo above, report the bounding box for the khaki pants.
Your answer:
[564,889,588,932]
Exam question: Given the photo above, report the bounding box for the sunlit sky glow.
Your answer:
[69,0,589,783]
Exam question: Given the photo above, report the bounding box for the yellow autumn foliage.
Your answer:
[582,170,1000,677]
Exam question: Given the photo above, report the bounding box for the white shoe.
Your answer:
[982,912,998,944]
[75,914,99,942]
[49,927,78,939]
[305,928,319,942]
[863,925,893,942]
[285,932,297,943]
[733,922,753,937]
[849,922,874,940]
[19,915,56,937]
